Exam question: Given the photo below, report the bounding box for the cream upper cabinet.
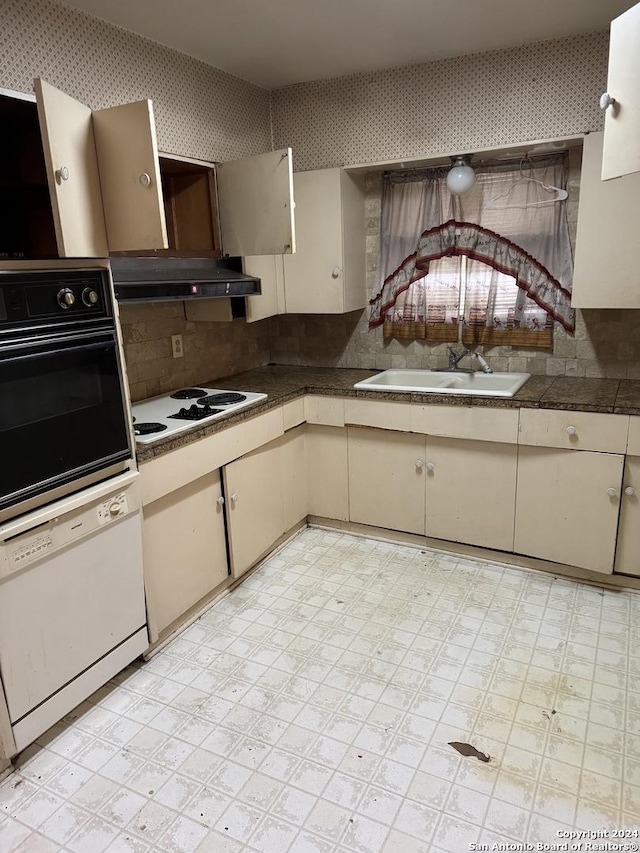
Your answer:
[572,132,640,309]
[284,168,366,314]
[34,79,109,258]
[601,1,640,180]
[245,168,366,321]
[217,148,295,257]
[35,79,168,258]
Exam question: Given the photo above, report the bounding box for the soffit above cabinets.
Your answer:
[343,134,586,174]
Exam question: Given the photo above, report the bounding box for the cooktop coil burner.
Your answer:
[133,422,168,436]
[197,392,247,406]
[168,404,225,421]
[170,388,207,399]
[131,386,267,444]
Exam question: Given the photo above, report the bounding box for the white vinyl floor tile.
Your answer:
[2,526,640,851]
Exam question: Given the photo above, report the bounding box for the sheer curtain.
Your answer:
[371,154,574,346]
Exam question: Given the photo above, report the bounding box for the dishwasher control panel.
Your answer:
[0,477,140,580]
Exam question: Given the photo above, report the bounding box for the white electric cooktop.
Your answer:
[131,386,267,444]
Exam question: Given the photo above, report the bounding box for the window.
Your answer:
[370,154,574,348]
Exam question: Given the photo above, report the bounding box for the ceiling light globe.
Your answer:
[446,157,476,195]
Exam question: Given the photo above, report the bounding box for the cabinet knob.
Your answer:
[607,487,618,498]
[230,493,239,503]
[425,462,435,473]
[599,92,616,111]
[331,267,341,279]
[625,487,636,497]
[415,459,424,469]
[565,425,577,436]
[55,165,69,183]
[139,173,152,187]
[216,496,225,506]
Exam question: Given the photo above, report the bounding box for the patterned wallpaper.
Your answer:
[271,31,609,171]
[0,0,271,163]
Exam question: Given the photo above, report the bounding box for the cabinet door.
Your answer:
[426,438,517,552]
[602,1,640,180]
[306,425,349,521]
[244,255,286,322]
[34,78,109,257]
[281,427,308,531]
[348,427,426,535]
[142,471,228,642]
[614,457,640,576]
[572,132,640,308]
[224,439,285,579]
[92,100,168,251]
[514,447,624,574]
[217,148,295,256]
[283,168,345,313]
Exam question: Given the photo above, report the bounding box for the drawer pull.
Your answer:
[565,425,577,436]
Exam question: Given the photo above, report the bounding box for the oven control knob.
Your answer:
[57,288,76,308]
[82,287,99,306]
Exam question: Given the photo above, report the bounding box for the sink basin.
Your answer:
[354,369,531,398]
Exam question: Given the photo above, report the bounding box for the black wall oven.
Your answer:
[0,269,133,522]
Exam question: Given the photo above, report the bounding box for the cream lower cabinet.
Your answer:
[425,438,517,552]
[614,457,640,576]
[224,428,307,579]
[348,428,426,535]
[142,470,228,641]
[514,447,625,574]
[306,425,349,521]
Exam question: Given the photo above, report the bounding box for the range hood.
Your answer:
[110,256,261,303]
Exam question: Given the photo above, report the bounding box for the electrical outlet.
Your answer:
[171,334,184,359]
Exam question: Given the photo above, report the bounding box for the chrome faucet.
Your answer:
[436,345,493,374]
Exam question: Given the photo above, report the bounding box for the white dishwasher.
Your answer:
[0,473,148,753]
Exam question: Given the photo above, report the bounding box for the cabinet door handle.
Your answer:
[230,493,239,503]
[331,267,341,279]
[55,165,69,183]
[565,425,577,436]
[139,172,152,187]
[415,460,424,470]
[425,462,435,473]
[607,487,618,498]
[625,486,636,497]
[216,496,225,506]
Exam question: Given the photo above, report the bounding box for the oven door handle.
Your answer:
[1,332,117,363]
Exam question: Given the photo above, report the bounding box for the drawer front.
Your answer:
[411,404,519,444]
[305,395,345,427]
[140,407,284,505]
[518,409,629,453]
[282,397,305,431]
[344,398,412,431]
[628,417,640,456]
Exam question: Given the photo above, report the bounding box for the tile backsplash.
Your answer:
[119,303,270,402]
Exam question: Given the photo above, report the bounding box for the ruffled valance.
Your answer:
[370,219,575,333]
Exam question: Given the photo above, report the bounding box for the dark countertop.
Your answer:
[135,365,640,462]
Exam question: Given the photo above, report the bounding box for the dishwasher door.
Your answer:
[0,479,148,751]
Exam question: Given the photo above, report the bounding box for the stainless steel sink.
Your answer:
[354,369,531,398]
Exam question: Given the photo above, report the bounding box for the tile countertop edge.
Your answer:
[134,368,640,462]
